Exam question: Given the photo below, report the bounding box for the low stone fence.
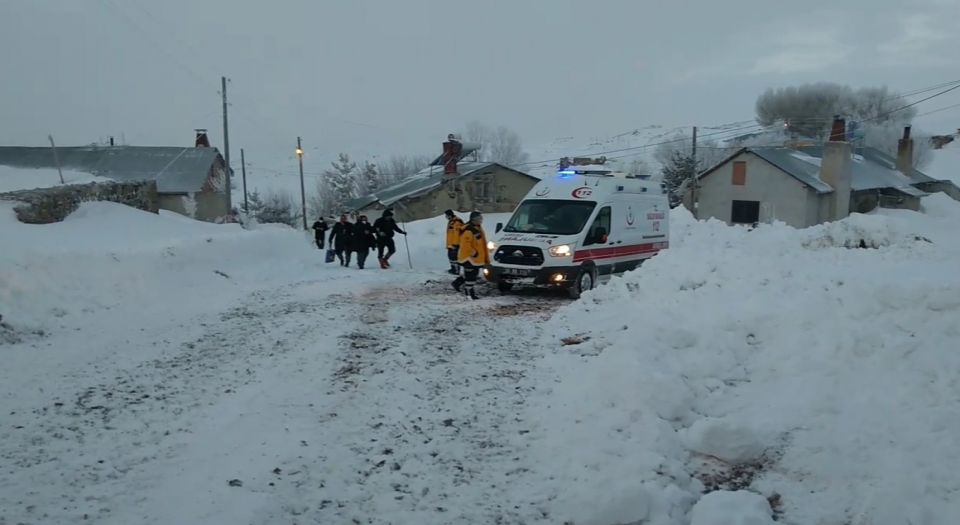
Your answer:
[0,181,159,224]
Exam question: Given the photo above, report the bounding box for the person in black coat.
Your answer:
[351,215,378,269]
[372,209,407,269]
[328,214,355,266]
[311,217,328,250]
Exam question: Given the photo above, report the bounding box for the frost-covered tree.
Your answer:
[323,153,359,210]
[356,160,380,196]
[755,83,917,139]
[463,121,530,167]
[248,190,300,227]
[661,151,699,208]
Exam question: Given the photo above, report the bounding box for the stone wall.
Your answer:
[0,181,159,224]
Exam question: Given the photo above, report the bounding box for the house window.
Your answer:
[731,200,760,224]
[732,161,746,185]
[475,180,492,201]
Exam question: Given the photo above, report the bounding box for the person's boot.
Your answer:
[452,277,464,292]
[378,257,387,269]
[448,264,458,275]
[465,285,478,300]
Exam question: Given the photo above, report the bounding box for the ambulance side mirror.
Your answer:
[495,222,503,233]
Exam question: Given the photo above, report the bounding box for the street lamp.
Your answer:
[296,137,307,230]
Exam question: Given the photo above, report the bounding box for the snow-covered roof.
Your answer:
[0,146,223,194]
[345,162,537,210]
[700,146,933,197]
[924,141,960,185]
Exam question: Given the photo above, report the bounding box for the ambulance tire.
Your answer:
[568,266,596,299]
[497,281,514,294]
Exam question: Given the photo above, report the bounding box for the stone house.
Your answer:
[0,142,230,222]
[345,138,538,221]
[686,121,960,228]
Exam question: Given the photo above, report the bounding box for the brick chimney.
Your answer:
[819,116,852,221]
[441,133,462,175]
[195,129,210,148]
[896,126,914,175]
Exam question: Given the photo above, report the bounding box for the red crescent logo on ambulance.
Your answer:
[626,207,635,225]
[571,187,593,199]
[535,187,551,196]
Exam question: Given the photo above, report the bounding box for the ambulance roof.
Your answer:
[525,172,664,201]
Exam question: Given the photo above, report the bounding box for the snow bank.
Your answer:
[0,165,111,192]
[689,491,774,525]
[529,199,960,523]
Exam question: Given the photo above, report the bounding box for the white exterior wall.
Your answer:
[696,152,821,228]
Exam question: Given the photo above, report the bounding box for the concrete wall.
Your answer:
[0,181,159,224]
[160,191,229,222]
[695,151,820,228]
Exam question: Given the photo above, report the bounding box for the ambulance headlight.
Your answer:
[487,241,497,251]
[548,244,573,257]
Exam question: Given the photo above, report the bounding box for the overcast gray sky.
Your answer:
[2,0,959,171]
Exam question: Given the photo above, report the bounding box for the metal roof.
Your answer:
[0,146,222,193]
[699,146,932,197]
[345,162,536,210]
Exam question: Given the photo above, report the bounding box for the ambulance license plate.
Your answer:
[503,268,533,277]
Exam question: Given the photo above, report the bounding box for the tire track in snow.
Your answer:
[263,281,563,524]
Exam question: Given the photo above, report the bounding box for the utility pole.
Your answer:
[296,137,307,230]
[221,76,233,212]
[691,125,698,219]
[240,148,248,213]
[47,135,65,184]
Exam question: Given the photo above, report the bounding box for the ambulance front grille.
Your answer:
[494,245,544,266]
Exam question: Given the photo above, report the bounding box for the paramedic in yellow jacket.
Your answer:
[444,209,465,275]
[452,211,489,300]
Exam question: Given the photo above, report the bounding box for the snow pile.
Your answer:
[0,201,322,333]
[0,165,111,192]
[529,196,960,524]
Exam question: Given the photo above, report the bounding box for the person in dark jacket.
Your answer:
[328,214,355,267]
[311,217,328,250]
[351,215,378,269]
[372,209,406,269]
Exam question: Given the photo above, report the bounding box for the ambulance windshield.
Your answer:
[503,199,597,235]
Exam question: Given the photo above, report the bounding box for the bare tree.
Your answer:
[380,154,431,187]
[462,121,530,167]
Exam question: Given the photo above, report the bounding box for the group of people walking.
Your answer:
[312,209,407,270]
[312,208,489,300]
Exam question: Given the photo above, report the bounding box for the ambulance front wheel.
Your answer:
[568,266,596,299]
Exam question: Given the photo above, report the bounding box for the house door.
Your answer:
[731,200,760,224]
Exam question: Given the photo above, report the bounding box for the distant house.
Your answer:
[0,140,230,222]
[345,137,538,221]
[686,120,960,228]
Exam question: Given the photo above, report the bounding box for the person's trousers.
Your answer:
[462,263,479,293]
[378,238,397,259]
[447,246,459,271]
[356,249,369,269]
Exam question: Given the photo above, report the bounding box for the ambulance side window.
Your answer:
[584,206,611,245]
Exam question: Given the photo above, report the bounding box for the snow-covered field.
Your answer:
[2,192,960,524]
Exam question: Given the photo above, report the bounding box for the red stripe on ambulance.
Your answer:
[572,242,668,263]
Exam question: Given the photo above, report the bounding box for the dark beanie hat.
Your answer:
[469,211,482,221]
[444,209,454,216]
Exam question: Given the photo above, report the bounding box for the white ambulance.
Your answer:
[484,165,669,298]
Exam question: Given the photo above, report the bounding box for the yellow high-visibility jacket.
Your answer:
[446,217,464,248]
[457,224,490,266]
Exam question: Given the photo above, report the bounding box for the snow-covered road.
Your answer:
[1,273,562,525]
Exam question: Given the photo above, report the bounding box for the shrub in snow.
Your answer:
[689,490,774,525]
